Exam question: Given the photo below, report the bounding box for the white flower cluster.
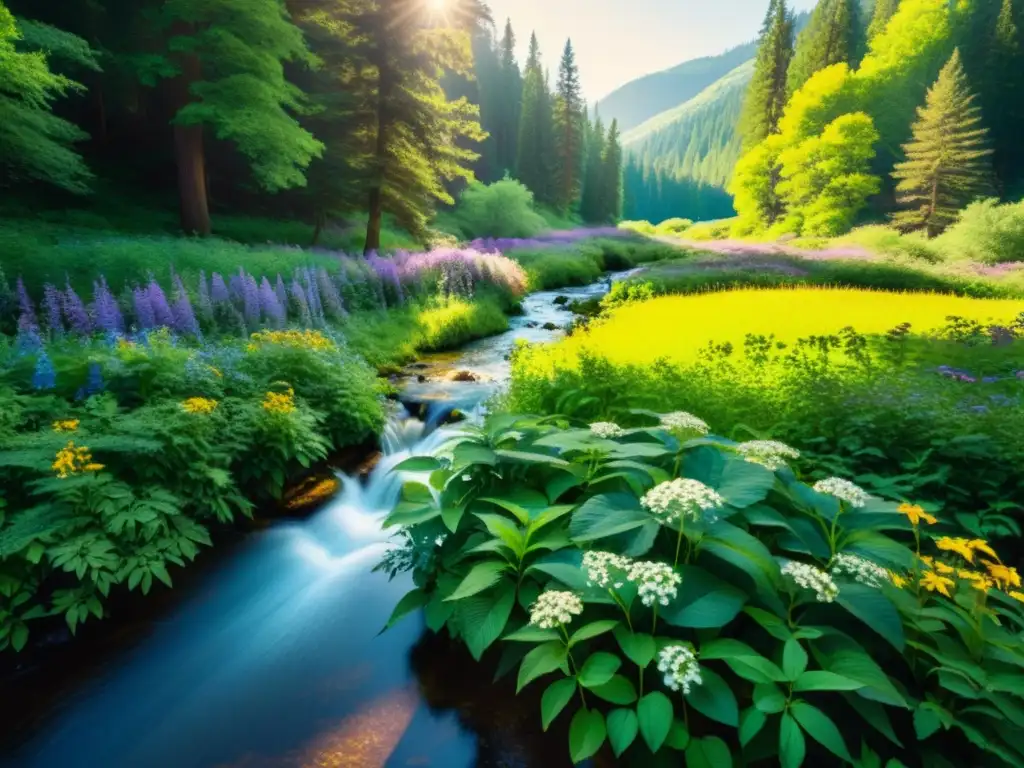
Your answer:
[660,411,709,435]
[583,550,631,589]
[813,477,871,508]
[627,561,683,607]
[831,553,887,587]
[657,645,703,693]
[640,478,725,524]
[737,440,800,471]
[782,561,840,603]
[590,421,626,439]
[529,590,584,629]
[434,534,448,548]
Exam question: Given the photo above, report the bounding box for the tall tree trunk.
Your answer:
[169,22,211,236]
[364,61,392,256]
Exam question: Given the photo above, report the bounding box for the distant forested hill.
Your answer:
[595,43,756,132]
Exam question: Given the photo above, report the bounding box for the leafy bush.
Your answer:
[685,219,735,241]
[415,296,510,352]
[446,178,549,240]
[380,414,1024,765]
[655,218,694,236]
[618,220,658,236]
[935,199,1024,265]
[512,239,681,291]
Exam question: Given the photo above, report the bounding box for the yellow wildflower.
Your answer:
[181,397,219,415]
[919,555,934,569]
[957,570,994,591]
[936,537,975,563]
[51,441,103,478]
[984,561,1022,590]
[1009,591,1024,604]
[262,388,296,415]
[933,561,955,575]
[967,539,999,562]
[899,503,937,526]
[52,419,80,433]
[889,572,909,588]
[208,366,223,378]
[83,463,105,472]
[920,571,955,597]
[249,329,335,352]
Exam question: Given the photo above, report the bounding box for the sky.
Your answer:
[482,0,818,101]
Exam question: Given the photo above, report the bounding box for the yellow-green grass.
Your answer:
[519,287,1024,374]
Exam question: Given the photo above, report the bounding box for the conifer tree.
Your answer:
[787,0,863,94]
[0,3,93,194]
[986,0,1023,186]
[891,49,993,236]
[552,38,585,213]
[494,19,522,176]
[867,0,900,41]
[516,32,556,205]
[601,119,624,221]
[738,0,796,150]
[580,110,606,222]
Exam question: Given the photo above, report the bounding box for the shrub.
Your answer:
[686,219,735,241]
[447,178,548,240]
[379,414,1024,765]
[935,199,1024,265]
[618,220,658,236]
[841,225,942,263]
[654,218,693,236]
[415,296,510,352]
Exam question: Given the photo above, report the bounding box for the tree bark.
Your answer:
[169,22,211,236]
[364,59,391,256]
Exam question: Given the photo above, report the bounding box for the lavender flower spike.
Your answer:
[42,283,63,336]
[93,276,125,333]
[259,277,286,327]
[133,285,156,329]
[63,280,93,336]
[197,270,214,323]
[16,277,38,330]
[148,279,174,328]
[171,274,200,336]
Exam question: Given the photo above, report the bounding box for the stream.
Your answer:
[0,272,634,768]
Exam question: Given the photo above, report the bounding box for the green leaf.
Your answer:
[569,620,619,648]
[475,513,527,557]
[496,449,571,469]
[686,666,738,726]
[542,678,578,731]
[588,674,638,704]
[818,643,907,707]
[606,708,639,757]
[569,493,650,543]
[661,565,748,629]
[701,521,781,602]
[517,641,568,693]
[453,443,497,467]
[845,695,903,747]
[614,627,657,669]
[460,585,516,661]
[739,707,766,747]
[790,701,853,762]
[11,623,29,652]
[423,594,454,632]
[393,456,443,472]
[441,506,466,533]
[569,708,606,763]
[685,447,775,509]
[504,625,561,642]
[744,606,793,641]
[578,651,623,688]
[794,670,865,692]
[700,638,786,683]
[382,588,428,632]
[638,691,675,752]
[753,682,786,713]
[783,639,809,681]
[525,561,588,591]
[914,707,942,740]
[445,560,509,601]
[779,713,806,768]
[685,736,732,768]
[478,496,531,525]
[836,583,904,651]
[666,719,690,750]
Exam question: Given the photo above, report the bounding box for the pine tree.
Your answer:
[162,0,325,234]
[495,19,522,176]
[579,110,606,222]
[867,0,900,41]
[787,0,863,94]
[516,32,556,205]
[891,49,994,236]
[601,118,624,222]
[986,0,1023,187]
[0,3,93,194]
[552,38,585,213]
[738,0,796,150]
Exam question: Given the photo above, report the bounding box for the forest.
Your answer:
[1,0,1024,767]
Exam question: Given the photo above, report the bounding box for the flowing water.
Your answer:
[1,273,634,768]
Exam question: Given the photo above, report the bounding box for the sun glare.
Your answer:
[426,0,447,12]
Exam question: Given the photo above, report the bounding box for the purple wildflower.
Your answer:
[259,277,286,327]
[211,272,230,306]
[274,275,288,310]
[148,280,174,328]
[290,278,312,327]
[171,274,199,336]
[301,268,324,326]
[133,286,156,329]
[317,268,346,319]
[197,271,214,324]
[63,281,93,336]
[42,283,63,335]
[368,256,404,306]
[241,270,260,329]
[16,277,37,330]
[32,350,56,391]
[229,271,245,303]
[92,276,124,333]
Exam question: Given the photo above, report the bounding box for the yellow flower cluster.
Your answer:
[52,441,104,478]
[52,419,80,433]
[263,387,296,414]
[181,397,219,415]
[913,539,1022,602]
[248,329,335,352]
[286,478,340,509]
[899,503,938,526]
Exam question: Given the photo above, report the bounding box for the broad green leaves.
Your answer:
[517,641,568,692]
[614,626,656,668]
[445,560,509,601]
[836,583,905,651]
[569,709,606,763]
[578,652,622,688]
[662,566,748,629]
[686,667,739,726]
[606,708,639,756]
[637,691,674,752]
[542,678,577,730]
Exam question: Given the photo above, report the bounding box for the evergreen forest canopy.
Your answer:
[0,0,624,249]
